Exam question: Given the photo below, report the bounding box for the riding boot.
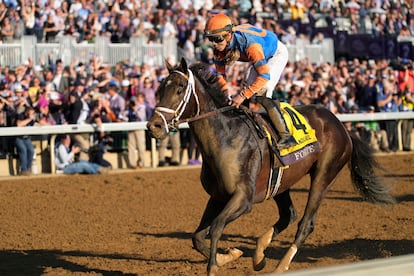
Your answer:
[256,97,297,150]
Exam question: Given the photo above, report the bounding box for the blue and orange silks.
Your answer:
[214,24,279,98]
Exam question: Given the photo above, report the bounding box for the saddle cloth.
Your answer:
[262,103,319,200]
[260,102,319,167]
[278,103,319,165]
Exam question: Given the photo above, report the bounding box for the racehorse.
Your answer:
[146,58,396,275]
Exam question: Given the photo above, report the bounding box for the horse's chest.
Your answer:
[201,165,239,200]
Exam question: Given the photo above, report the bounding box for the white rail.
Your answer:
[279,254,414,276]
[0,112,413,174]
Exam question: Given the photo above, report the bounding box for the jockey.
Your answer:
[204,13,297,150]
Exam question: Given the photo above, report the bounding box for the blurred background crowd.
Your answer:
[0,0,413,175]
[0,0,412,44]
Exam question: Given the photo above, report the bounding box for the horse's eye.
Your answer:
[177,84,185,95]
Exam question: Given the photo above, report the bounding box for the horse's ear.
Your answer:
[179,57,188,72]
[181,58,188,69]
[166,59,174,72]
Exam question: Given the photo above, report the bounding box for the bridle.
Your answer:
[153,69,199,133]
[153,69,234,133]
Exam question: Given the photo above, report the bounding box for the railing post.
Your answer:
[130,36,145,65]
[49,134,57,174]
[397,120,403,151]
[163,37,178,63]
[59,36,75,66]
[21,36,36,64]
[95,36,110,62]
[151,138,157,168]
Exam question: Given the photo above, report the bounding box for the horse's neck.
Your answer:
[196,86,220,113]
[190,79,235,150]
[190,111,234,153]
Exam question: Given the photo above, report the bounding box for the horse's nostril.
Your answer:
[147,122,162,131]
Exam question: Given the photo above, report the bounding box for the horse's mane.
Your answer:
[189,63,228,107]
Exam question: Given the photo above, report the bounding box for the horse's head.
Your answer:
[147,58,200,139]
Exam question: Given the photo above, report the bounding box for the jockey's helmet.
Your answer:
[204,14,234,38]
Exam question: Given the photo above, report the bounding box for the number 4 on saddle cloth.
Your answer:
[278,102,319,165]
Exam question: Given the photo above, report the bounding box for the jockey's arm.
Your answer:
[215,62,229,92]
[241,43,270,99]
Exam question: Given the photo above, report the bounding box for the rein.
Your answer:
[177,105,235,124]
[154,69,234,131]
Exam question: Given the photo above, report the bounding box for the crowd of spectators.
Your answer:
[225,56,414,153]
[0,0,411,45]
[0,0,413,175]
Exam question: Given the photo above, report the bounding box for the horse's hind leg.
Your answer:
[274,172,340,273]
[253,190,297,271]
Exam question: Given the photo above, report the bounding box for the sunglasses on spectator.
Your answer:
[208,36,225,43]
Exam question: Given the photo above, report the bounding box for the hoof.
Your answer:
[208,265,219,276]
[253,256,266,271]
[253,249,266,271]
[273,267,287,273]
[216,248,243,267]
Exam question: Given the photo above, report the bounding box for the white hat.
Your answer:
[121,79,130,87]
[34,65,43,71]
[14,84,24,92]
[49,92,60,100]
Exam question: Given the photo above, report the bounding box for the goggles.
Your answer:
[207,35,225,43]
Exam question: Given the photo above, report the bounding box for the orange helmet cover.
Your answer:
[204,14,234,37]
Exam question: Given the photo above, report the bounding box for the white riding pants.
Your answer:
[244,40,289,98]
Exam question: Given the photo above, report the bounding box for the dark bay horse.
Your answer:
[146,58,395,275]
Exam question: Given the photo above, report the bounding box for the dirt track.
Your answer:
[0,152,413,276]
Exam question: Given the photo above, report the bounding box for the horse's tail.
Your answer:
[349,132,396,205]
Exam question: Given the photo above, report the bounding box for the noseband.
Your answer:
[154,69,200,133]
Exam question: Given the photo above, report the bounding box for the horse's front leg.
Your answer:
[207,190,251,276]
[192,198,243,269]
[254,190,297,271]
[192,198,225,259]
